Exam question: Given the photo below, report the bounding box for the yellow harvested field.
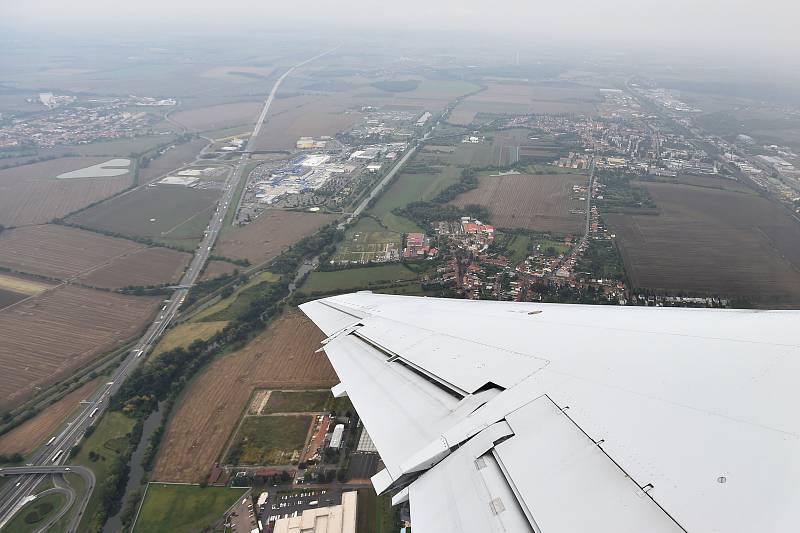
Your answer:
[153,321,228,356]
[0,273,52,295]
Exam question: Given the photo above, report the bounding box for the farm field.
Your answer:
[605,181,800,306]
[0,285,158,410]
[333,220,402,263]
[0,289,27,310]
[79,246,190,289]
[214,210,336,265]
[260,390,331,414]
[193,271,280,322]
[369,158,460,220]
[0,224,141,279]
[0,224,190,287]
[0,377,102,455]
[202,65,275,80]
[249,95,362,151]
[168,101,262,132]
[449,82,600,125]
[449,173,586,234]
[138,138,209,183]
[152,310,337,482]
[70,135,178,157]
[0,272,52,295]
[493,232,532,264]
[68,185,221,249]
[133,484,247,533]
[0,157,132,226]
[226,415,312,465]
[200,260,240,281]
[152,321,228,356]
[300,264,418,295]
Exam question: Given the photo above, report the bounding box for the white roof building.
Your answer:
[329,424,345,449]
[273,491,357,533]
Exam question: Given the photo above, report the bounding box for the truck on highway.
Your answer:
[46,436,56,446]
[51,450,63,463]
[89,407,99,418]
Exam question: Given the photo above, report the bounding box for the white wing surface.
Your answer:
[300,292,800,533]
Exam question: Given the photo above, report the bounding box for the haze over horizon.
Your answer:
[3,0,799,69]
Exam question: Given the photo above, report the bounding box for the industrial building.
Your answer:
[272,491,357,533]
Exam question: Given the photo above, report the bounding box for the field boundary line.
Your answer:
[129,479,151,532]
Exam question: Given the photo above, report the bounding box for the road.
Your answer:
[339,129,431,229]
[0,46,337,533]
[0,466,95,533]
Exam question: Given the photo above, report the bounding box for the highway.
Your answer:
[340,128,431,229]
[0,47,337,532]
[0,466,94,532]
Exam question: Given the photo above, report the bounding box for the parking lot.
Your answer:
[260,486,342,526]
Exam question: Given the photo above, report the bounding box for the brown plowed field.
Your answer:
[0,288,26,310]
[449,173,586,234]
[0,157,132,226]
[0,377,102,455]
[0,286,159,409]
[605,181,800,306]
[152,310,337,482]
[200,260,240,281]
[215,210,336,265]
[249,96,361,152]
[0,225,142,279]
[80,247,190,288]
[0,224,190,287]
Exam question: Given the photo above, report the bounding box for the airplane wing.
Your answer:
[300,292,800,533]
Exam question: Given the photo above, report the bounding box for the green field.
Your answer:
[193,271,279,322]
[369,164,461,218]
[533,237,572,256]
[133,484,247,533]
[494,232,531,264]
[74,411,137,532]
[300,264,418,295]
[152,321,228,356]
[4,491,66,533]
[333,221,402,263]
[262,390,331,414]
[226,416,311,465]
[356,489,400,533]
[68,185,221,249]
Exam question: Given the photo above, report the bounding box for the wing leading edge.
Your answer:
[300,292,800,533]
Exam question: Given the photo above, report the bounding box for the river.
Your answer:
[102,403,164,533]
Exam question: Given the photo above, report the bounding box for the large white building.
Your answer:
[272,491,357,533]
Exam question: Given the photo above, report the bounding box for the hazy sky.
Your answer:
[3,0,799,65]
